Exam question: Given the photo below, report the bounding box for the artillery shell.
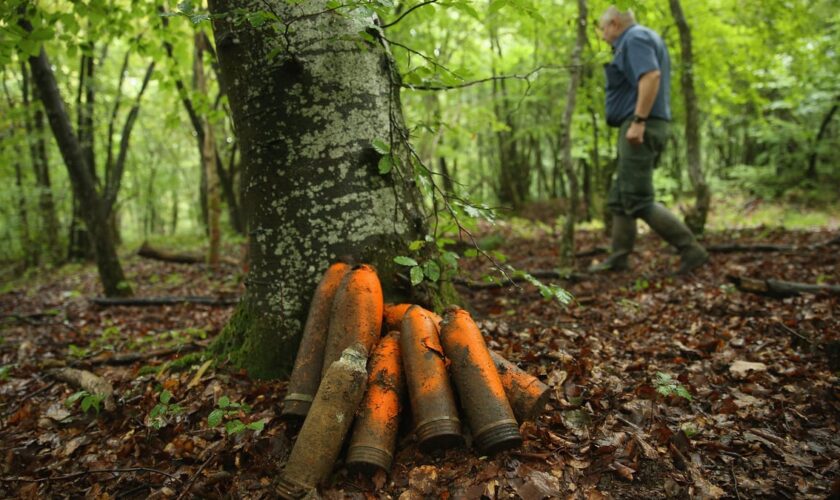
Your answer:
[400,305,463,452]
[440,307,521,455]
[346,331,405,473]
[282,262,350,420]
[489,350,550,423]
[321,264,383,379]
[277,344,368,498]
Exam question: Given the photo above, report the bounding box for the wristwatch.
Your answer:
[633,114,648,124]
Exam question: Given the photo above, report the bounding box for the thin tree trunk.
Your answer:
[195,32,221,268]
[161,13,244,235]
[806,97,838,179]
[669,0,710,235]
[207,0,441,378]
[24,40,132,297]
[557,0,587,266]
[3,72,35,265]
[22,63,61,264]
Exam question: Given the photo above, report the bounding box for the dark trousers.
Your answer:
[607,117,670,217]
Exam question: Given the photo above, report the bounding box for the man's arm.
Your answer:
[626,69,661,145]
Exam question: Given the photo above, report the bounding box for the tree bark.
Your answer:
[25,43,131,297]
[669,0,710,235]
[557,0,587,266]
[207,0,439,378]
[22,63,61,264]
[194,33,221,268]
[805,96,838,179]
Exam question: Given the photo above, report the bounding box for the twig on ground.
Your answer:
[176,455,213,500]
[89,296,238,307]
[0,467,180,483]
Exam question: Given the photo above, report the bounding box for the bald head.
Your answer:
[599,6,636,44]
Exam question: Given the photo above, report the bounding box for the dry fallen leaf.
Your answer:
[729,360,767,378]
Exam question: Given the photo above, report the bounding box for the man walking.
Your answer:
[590,6,708,275]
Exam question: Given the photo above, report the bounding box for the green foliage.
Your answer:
[147,389,185,430]
[64,390,105,415]
[0,365,11,381]
[206,395,264,435]
[654,372,692,401]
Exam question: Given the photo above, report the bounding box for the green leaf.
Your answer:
[208,409,224,427]
[247,419,265,431]
[65,390,88,407]
[218,396,230,408]
[150,404,166,419]
[371,138,391,154]
[226,419,247,435]
[394,256,419,267]
[378,155,393,175]
[410,266,424,286]
[408,240,425,251]
[422,261,441,282]
[464,248,478,258]
[160,390,172,404]
[0,365,11,381]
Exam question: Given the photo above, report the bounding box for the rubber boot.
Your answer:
[638,203,708,275]
[588,214,636,272]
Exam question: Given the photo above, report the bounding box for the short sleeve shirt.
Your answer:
[604,24,671,127]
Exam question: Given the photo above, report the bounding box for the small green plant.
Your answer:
[207,396,265,435]
[632,277,650,292]
[680,423,700,438]
[65,390,105,415]
[654,372,692,401]
[147,390,185,430]
[0,365,11,381]
[68,344,90,359]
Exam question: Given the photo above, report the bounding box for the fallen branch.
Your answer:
[708,234,839,253]
[87,343,204,366]
[707,243,794,253]
[89,296,238,307]
[727,275,840,298]
[453,270,586,289]
[48,368,116,411]
[0,467,180,483]
[137,242,203,263]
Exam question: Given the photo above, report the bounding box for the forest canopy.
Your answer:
[0,0,837,279]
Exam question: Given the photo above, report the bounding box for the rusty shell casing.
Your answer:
[278,344,368,498]
[282,262,351,420]
[346,331,405,474]
[440,307,522,455]
[321,264,383,379]
[489,350,550,423]
[400,305,463,452]
[384,303,443,333]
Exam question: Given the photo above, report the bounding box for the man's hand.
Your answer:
[626,121,645,145]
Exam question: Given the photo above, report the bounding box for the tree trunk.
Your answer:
[557,0,587,266]
[207,0,440,378]
[489,25,528,208]
[669,0,710,235]
[22,64,61,264]
[26,44,131,297]
[806,97,838,179]
[195,32,221,268]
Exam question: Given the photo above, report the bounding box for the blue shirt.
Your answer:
[604,24,671,127]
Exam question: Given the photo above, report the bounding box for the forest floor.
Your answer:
[1,224,838,499]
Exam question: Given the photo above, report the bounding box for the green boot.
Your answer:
[638,203,708,275]
[588,214,636,272]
